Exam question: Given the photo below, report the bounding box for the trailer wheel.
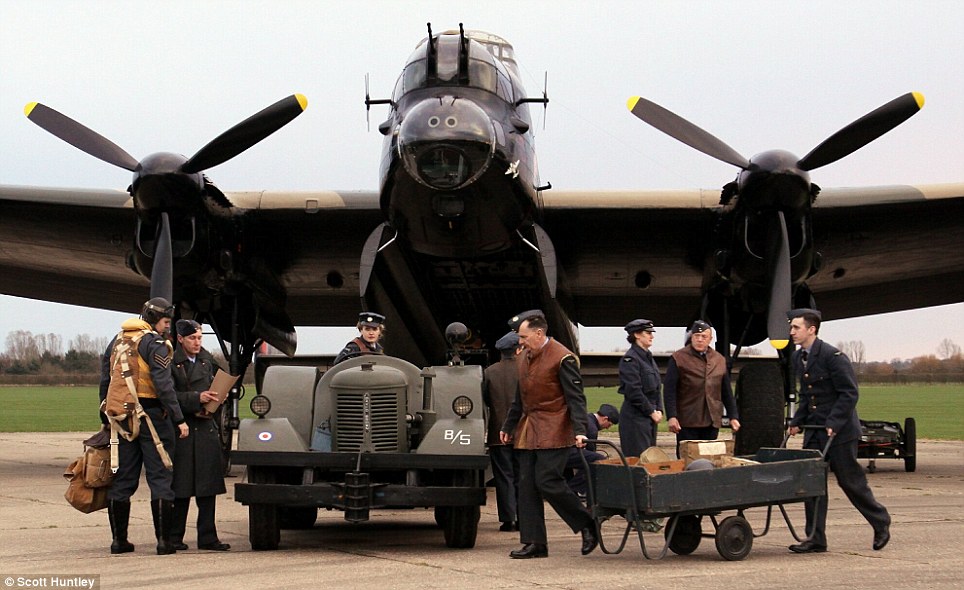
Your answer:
[715,515,753,561]
[734,361,786,455]
[248,467,280,551]
[666,514,702,555]
[903,418,917,473]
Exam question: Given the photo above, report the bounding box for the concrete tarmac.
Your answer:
[1,432,962,590]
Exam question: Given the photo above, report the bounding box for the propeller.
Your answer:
[25,95,308,355]
[151,212,174,303]
[26,94,307,174]
[24,102,139,171]
[627,93,924,174]
[765,212,791,349]
[627,92,924,347]
[797,92,924,171]
[626,96,749,169]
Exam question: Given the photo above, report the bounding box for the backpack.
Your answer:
[101,325,173,473]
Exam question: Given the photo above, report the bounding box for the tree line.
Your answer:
[2,330,961,382]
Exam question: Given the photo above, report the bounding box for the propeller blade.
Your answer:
[150,212,174,303]
[797,92,924,171]
[24,102,139,171]
[182,94,308,174]
[766,211,792,350]
[627,96,750,169]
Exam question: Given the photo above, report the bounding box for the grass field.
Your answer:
[0,387,257,433]
[585,383,963,440]
[1,384,961,439]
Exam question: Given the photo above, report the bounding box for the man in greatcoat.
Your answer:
[618,319,663,458]
[786,308,890,553]
[483,331,521,532]
[169,319,230,551]
[500,314,597,559]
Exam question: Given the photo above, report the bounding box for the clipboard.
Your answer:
[203,370,239,414]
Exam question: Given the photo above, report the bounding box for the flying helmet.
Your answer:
[141,297,175,325]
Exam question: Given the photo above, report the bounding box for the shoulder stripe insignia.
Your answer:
[154,353,172,368]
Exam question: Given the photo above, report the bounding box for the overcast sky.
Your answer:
[1,0,961,361]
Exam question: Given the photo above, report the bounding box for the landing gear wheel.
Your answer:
[903,417,917,472]
[217,407,232,476]
[247,467,279,550]
[734,361,786,455]
[666,514,702,555]
[715,515,753,561]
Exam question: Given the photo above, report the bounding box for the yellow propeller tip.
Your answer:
[912,92,924,109]
[769,339,790,350]
[295,93,308,111]
[627,96,640,111]
[24,102,38,117]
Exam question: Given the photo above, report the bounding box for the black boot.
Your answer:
[152,499,178,555]
[108,500,135,554]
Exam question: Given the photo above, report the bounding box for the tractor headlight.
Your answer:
[250,395,271,418]
[452,395,473,418]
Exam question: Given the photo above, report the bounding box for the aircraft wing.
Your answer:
[0,185,383,324]
[542,183,964,326]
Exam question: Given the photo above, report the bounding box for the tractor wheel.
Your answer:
[248,467,280,550]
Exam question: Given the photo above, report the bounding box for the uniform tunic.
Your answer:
[617,343,662,457]
[788,338,890,547]
[99,320,184,501]
[333,337,384,365]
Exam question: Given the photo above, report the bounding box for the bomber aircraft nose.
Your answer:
[397,96,495,191]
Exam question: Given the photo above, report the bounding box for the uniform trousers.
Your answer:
[489,445,518,524]
[108,405,176,501]
[516,448,593,545]
[803,437,890,547]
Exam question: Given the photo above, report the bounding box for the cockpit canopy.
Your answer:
[392,30,523,104]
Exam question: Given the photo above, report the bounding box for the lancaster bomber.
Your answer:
[2,25,962,449]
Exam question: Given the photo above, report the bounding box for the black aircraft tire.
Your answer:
[715,515,753,561]
[903,417,917,473]
[217,408,232,476]
[666,514,702,555]
[248,467,280,551]
[442,505,480,549]
[734,362,786,455]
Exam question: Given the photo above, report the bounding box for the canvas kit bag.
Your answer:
[63,429,113,513]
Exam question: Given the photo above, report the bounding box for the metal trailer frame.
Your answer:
[583,440,829,561]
